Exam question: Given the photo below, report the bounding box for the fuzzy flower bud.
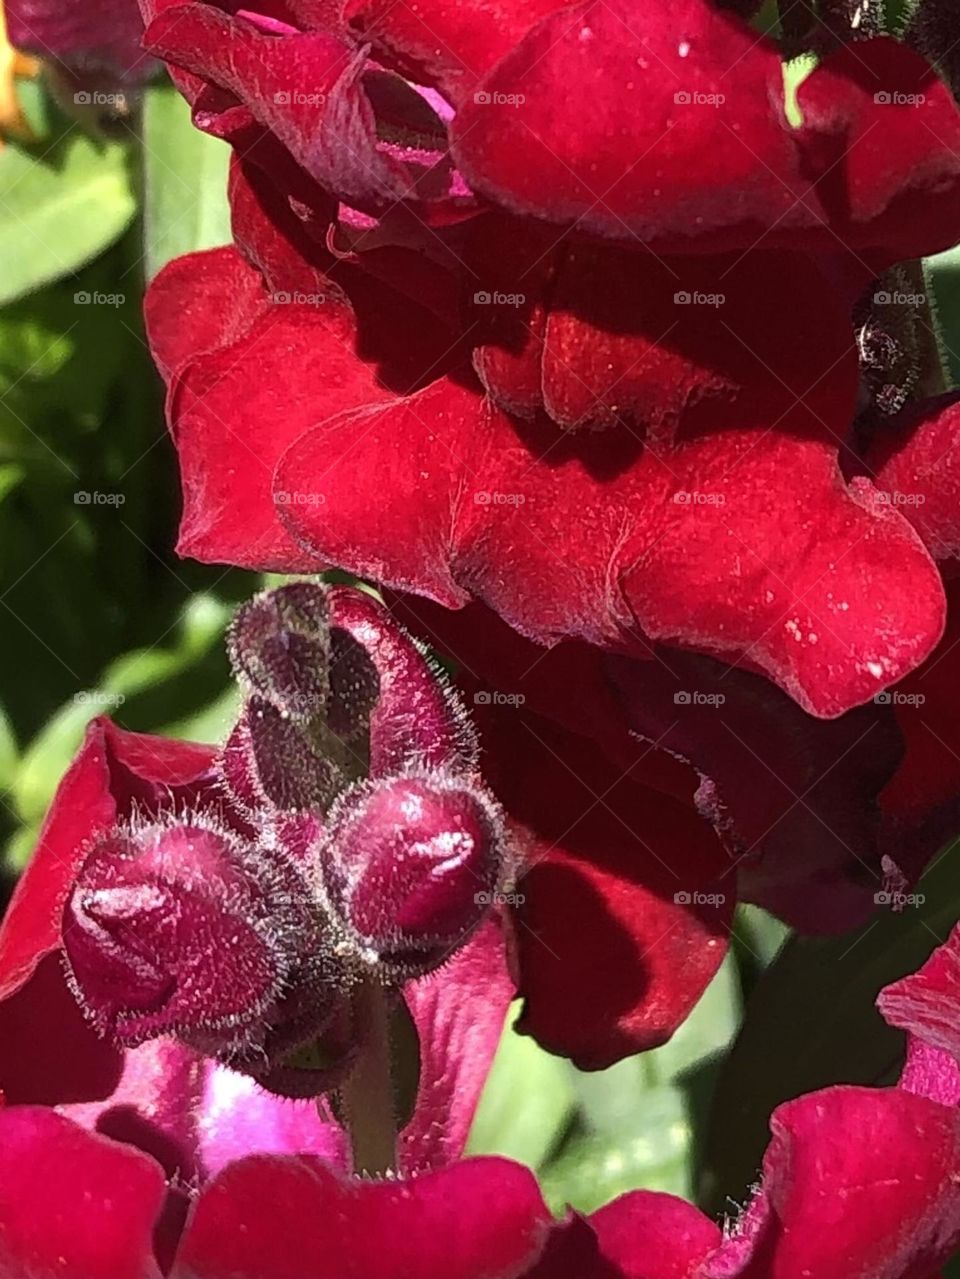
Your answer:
[320,772,504,977]
[227,581,331,722]
[61,818,342,1086]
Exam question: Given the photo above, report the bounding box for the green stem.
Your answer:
[339,978,398,1176]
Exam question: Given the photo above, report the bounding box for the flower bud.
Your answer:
[61,818,330,1063]
[328,587,477,776]
[227,582,331,721]
[220,695,345,814]
[320,772,504,976]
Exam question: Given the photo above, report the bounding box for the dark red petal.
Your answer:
[401,915,514,1172]
[0,719,216,998]
[0,1108,166,1279]
[879,581,960,874]
[161,283,391,572]
[344,0,568,101]
[702,1086,960,1279]
[478,703,730,1068]
[451,0,811,251]
[796,39,960,261]
[145,5,410,204]
[171,1156,551,1279]
[878,923,960,1066]
[468,228,859,441]
[144,246,268,383]
[607,649,903,933]
[864,393,960,566]
[278,376,946,717]
[590,1192,721,1278]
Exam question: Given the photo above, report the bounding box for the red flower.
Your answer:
[139,0,960,719]
[3,901,960,1276]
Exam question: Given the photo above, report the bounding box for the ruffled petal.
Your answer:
[878,923,960,1068]
[0,718,217,998]
[144,5,412,204]
[702,1086,960,1279]
[863,392,960,566]
[0,1108,166,1279]
[171,1155,551,1279]
[475,700,730,1068]
[276,375,946,717]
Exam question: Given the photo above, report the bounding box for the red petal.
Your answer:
[878,924,960,1067]
[145,5,410,204]
[703,1086,960,1278]
[590,1192,721,1278]
[0,1108,165,1279]
[451,0,810,251]
[477,702,730,1068]
[865,393,960,566]
[277,375,946,717]
[401,915,514,1173]
[172,1156,551,1278]
[607,649,902,933]
[796,39,960,261]
[344,0,567,101]
[0,719,216,998]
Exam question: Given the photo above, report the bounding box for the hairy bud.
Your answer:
[221,696,345,814]
[320,773,504,976]
[227,581,331,721]
[62,817,345,1093]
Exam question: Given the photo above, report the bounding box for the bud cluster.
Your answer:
[61,583,509,1099]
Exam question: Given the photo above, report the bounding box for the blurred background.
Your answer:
[1,8,958,1254]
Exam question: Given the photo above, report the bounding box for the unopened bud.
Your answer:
[220,696,344,814]
[61,818,331,1067]
[321,772,504,976]
[227,582,331,721]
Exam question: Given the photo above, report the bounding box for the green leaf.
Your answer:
[0,110,136,304]
[536,956,741,1214]
[923,244,960,392]
[142,80,232,279]
[466,1003,577,1170]
[703,843,960,1211]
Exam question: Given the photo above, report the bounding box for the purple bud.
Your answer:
[328,587,477,776]
[227,582,331,722]
[220,696,345,814]
[61,818,335,1067]
[327,624,380,742]
[321,773,504,975]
